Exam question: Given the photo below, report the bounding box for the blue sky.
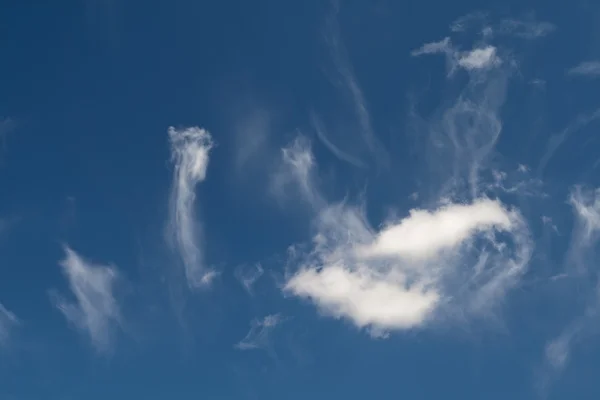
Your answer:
[2,0,600,399]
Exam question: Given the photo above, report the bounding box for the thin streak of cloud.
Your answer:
[537,108,600,174]
[235,314,284,351]
[450,12,555,40]
[497,18,555,39]
[167,126,215,288]
[568,61,600,77]
[411,37,452,57]
[51,246,120,353]
[0,303,18,346]
[567,61,600,78]
[322,6,390,169]
[311,112,367,168]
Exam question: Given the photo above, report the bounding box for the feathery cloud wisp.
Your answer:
[270,136,322,208]
[568,61,600,77]
[167,126,215,288]
[235,314,283,351]
[235,263,264,295]
[52,246,120,352]
[539,187,600,390]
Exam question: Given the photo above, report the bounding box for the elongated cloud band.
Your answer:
[568,61,600,78]
[52,246,120,352]
[167,126,215,288]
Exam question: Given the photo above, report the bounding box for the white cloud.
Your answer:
[357,199,513,261]
[281,140,531,335]
[0,303,18,345]
[412,39,500,73]
[568,61,600,77]
[167,126,215,288]
[457,46,500,70]
[282,21,537,335]
[411,37,452,56]
[235,314,283,350]
[52,246,120,352]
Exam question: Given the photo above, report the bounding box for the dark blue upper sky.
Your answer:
[2,1,600,399]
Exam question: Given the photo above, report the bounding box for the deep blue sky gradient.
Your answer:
[2,1,600,399]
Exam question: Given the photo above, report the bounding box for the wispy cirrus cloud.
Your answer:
[568,61,600,78]
[496,18,555,39]
[235,314,284,351]
[235,263,264,295]
[537,108,600,174]
[450,12,555,40]
[270,135,322,208]
[316,5,389,169]
[51,246,120,353]
[166,126,215,288]
[0,303,18,346]
[539,187,600,391]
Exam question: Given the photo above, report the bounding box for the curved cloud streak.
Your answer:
[167,126,215,288]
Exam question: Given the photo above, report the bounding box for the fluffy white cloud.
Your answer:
[167,126,215,288]
[0,303,18,345]
[279,136,531,335]
[356,199,513,261]
[568,61,600,77]
[52,246,120,352]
